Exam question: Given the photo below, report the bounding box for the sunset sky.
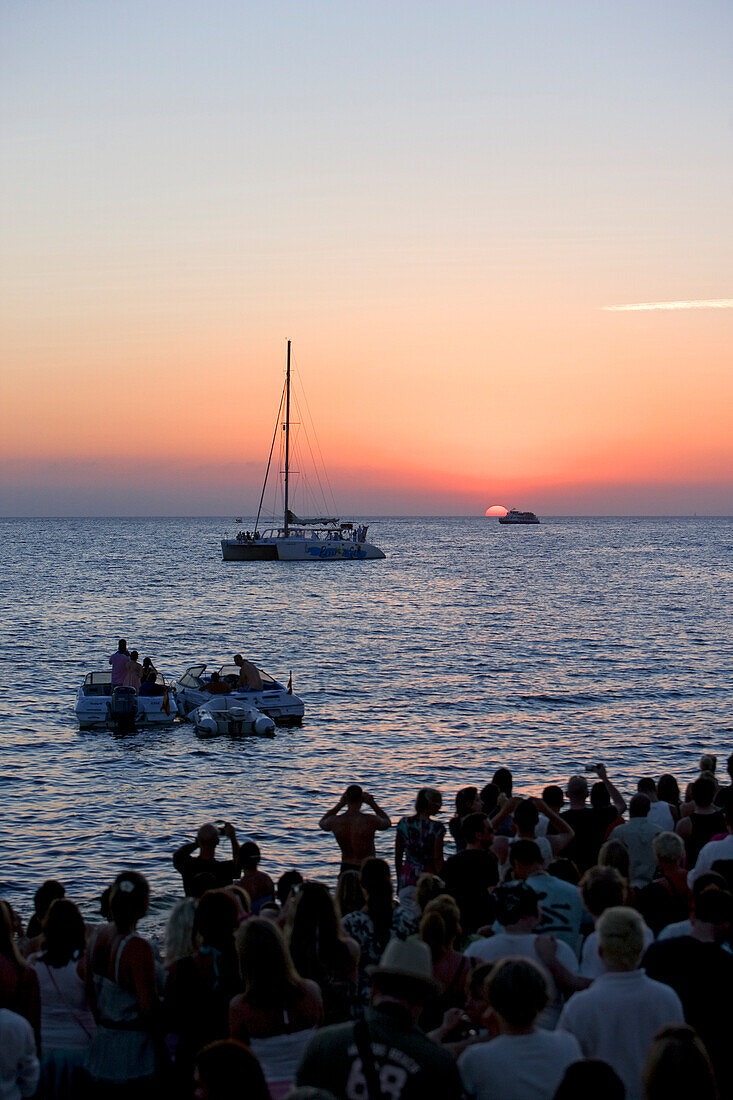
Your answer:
[1,1,731,516]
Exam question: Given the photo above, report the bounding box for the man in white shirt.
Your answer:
[465,882,579,1027]
[688,804,733,887]
[0,1008,39,1100]
[610,794,662,888]
[459,958,581,1100]
[637,777,675,830]
[557,907,683,1100]
[503,840,586,955]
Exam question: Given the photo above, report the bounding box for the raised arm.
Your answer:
[533,798,574,855]
[172,839,198,872]
[490,796,521,832]
[596,763,626,814]
[534,934,592,995]
[221,821,239,862]
[318,792,347,832]
[363,792,391,830]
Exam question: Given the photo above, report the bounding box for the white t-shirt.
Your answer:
[687,833,733,887]
[499,874,586,955]
[506,835,553,867]
[465,932,578,1028]
[580,923,654,978]
[0,1009,39,1100]
[459,1029,582,1100]
[646,800,675,831]
[557,970,684,1100]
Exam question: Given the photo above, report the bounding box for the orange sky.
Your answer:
[1,2,732,515]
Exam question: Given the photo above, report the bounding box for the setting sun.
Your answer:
[485,505,509,517]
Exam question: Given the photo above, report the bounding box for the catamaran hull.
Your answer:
[221,539,385,561]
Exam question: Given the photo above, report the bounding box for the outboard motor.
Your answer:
[107,686,138,733]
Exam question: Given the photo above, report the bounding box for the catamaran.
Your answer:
[221,342,385,561]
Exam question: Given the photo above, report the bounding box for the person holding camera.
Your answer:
[173,822,240,897]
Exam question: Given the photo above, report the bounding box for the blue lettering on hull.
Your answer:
[306,544,366,559]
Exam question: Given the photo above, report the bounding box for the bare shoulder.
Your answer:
[123,935,155,966]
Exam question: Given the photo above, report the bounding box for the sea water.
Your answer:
[0,515,731,928]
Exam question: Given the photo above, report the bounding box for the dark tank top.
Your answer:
[686,811,726,867]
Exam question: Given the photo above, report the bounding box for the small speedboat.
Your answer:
[499,509,540,525]
[173,662,304,726]
[191,698,276,739]
[76,671,176,730]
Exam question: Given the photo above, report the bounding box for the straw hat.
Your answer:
[367,939,440,994]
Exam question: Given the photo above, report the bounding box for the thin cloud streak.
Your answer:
[603,299,733,312]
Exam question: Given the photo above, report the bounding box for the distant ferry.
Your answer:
[499,509,540,525]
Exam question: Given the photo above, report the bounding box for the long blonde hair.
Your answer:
[419,896,461,962]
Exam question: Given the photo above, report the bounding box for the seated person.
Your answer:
[204,672,230,695]
[139,678,162,696]
[139,657,164,696]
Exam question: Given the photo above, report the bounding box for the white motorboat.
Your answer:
[190,698,276,739]
[173,662,305,726]
[499,509,540,525]
[76,671,176,730]
[221,341,385,562]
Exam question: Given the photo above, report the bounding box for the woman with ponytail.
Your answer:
[85,871,161,1095]
[419,896,474,1030]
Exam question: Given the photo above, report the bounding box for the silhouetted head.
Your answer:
[197,823,220,848]
[567,775,588,802]
[195,1039,270,1100]
[415,787,442,815]
[41,899,86,966]
[492,768,513,796]
[33,880,65,920]
[109,871,150,933]
[643,1026,719,1100]
[555,1060,625,1100]
[486,958,549,1029]
[629,793,651,818]
[691,777,716,808]
[238,842,262,872]
[344,784,363,806]
[542,785,564,812]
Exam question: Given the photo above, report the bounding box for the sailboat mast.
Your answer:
[283,339,291,534]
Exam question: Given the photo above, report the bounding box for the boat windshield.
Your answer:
[179,664,206,688]
[218,664,277,686]
[84,671,112,685]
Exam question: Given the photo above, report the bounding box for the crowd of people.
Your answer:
[2,754,733,1100]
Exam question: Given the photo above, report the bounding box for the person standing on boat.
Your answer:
[318,785,392,876]
[233,654,263,692]
[108,639,130,686]
[124,650,143,694]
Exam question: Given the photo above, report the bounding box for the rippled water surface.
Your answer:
[1,516,731,929]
